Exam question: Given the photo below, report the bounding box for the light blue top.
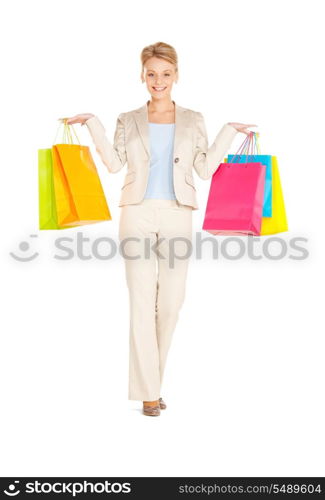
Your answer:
[144,123,176,199]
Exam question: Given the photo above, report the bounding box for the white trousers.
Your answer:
[118,199,193,401]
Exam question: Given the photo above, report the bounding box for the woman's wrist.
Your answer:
[81,114,96,126]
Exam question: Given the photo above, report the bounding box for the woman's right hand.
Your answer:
[60,113,95,125]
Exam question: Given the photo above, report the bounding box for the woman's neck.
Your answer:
[147,99,175,124]
[147,98,175,113]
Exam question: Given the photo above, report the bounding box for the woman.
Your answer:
[66,41,257,416]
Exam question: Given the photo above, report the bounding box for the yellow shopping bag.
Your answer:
[260,156,288,235]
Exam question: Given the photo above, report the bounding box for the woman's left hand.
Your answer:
[228,122,258,135]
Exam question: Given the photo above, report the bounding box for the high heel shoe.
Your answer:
[159,397,167,410]
[143,401,160,417]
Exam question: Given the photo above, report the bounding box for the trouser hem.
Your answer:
[128,393,161,402]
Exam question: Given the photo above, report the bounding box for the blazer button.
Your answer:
[174,157,179,163]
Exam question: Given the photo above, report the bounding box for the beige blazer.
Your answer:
[83,100,238,210]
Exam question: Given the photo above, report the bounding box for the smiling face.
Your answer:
[142,56,178,100]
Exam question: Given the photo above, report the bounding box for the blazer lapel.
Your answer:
[133,100,189,159]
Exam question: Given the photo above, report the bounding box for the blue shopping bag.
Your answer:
[228,132,272,217]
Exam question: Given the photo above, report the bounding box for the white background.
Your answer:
[1,0,324,477]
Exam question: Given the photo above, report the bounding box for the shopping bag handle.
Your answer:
[246,132,261,156]
[53,119,81,145]
[242,132,261,157]
[228,132,260,164]
[228,132,252,164]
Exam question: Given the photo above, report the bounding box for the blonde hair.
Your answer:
[140,42,178,77]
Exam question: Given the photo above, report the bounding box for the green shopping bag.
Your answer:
[38,148,64,230]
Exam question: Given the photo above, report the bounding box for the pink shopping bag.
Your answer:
[202,132,266,236]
